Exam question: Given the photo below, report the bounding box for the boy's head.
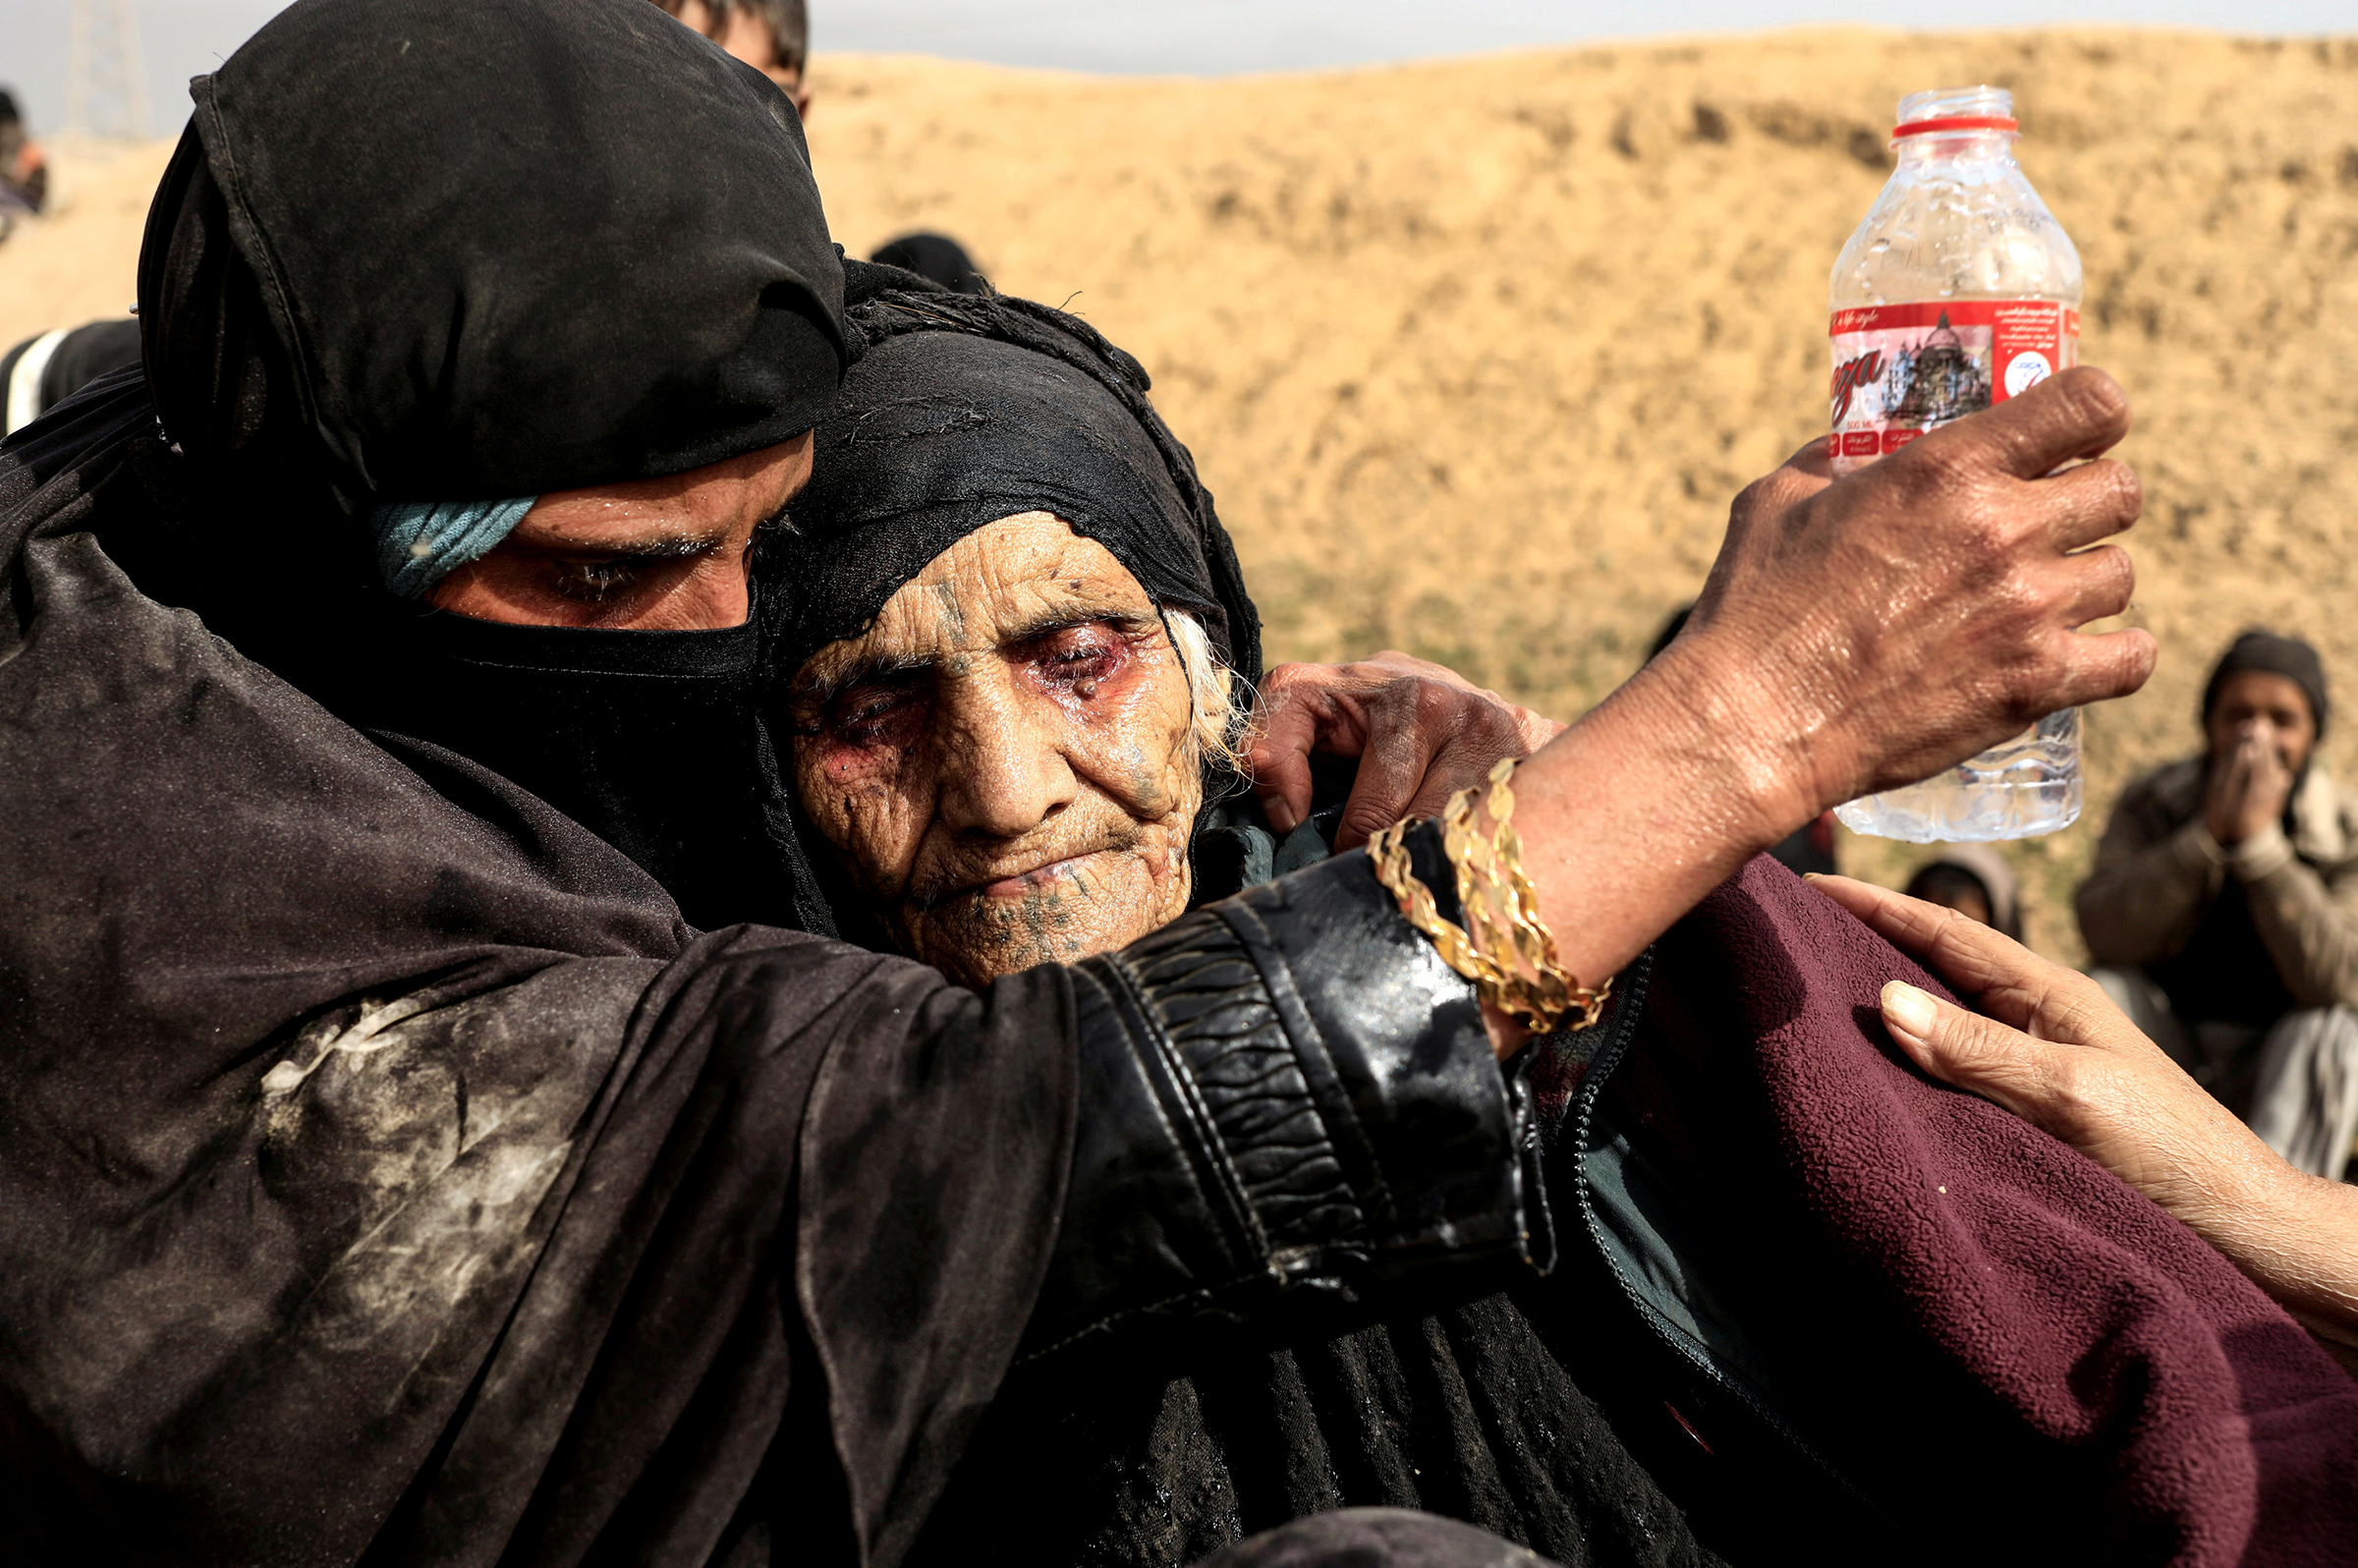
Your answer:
[2202,631,2328,780]
[659,0,809,116]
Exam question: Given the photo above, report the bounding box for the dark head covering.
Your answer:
[139,0,844,514]
[87,0,851,933]
[869,234,987,295]
[764,266,1269,929]
[2203,631,2329,739]
[770,264,1260,687]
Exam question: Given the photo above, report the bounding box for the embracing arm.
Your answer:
[1017,368,2155,1337]
[1033,826,1536,1353]
[1470,369,2152,1042]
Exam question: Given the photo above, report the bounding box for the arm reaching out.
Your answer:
[1813,872,2358,1372]
[1464,367,2153,1053]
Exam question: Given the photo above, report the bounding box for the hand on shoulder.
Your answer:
[1812,873,2358,1372]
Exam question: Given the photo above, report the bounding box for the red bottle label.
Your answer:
[1827,302,2078,473]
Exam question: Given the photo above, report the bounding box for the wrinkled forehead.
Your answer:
[793,512,1159,687]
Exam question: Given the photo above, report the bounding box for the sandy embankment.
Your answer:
[0,139,175,348]
[5,29,2356,956]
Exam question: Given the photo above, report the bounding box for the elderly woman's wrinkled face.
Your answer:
[788,512,1204,986]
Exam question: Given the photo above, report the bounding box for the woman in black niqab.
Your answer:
[121,0,845,932]
[0,2,1072,1561]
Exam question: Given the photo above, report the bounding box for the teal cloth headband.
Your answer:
[371,496,538,597]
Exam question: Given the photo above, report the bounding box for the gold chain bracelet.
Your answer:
[1368,757,1612,1035]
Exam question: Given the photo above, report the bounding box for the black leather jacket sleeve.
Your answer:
[1028,824,1549,1353]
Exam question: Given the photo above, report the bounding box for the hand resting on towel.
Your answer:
[1815,872,2358,1373]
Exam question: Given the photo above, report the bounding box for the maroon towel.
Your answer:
[1608,856,2358,1567]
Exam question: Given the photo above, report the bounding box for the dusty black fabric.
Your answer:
[0,380,1541,1565]
[352,605,834,933]
[140,0,844,512]
[914,1288,1728,1568]
[2202,630,2330,738]
[768,267,1260,687]
[0,380,1067,1568]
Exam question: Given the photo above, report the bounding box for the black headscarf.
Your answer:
[770,265,1261,688]
[761,267,1274,923]
[112,0,849,932]
[2203,630,2330,739]
[140,0,843,510]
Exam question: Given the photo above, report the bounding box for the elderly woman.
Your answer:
[763,282,1755,1562]
[761,275,2358,1567]
[769,283,1375,987]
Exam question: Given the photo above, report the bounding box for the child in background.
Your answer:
[652,0,808,116]
[1903,842,2022,942]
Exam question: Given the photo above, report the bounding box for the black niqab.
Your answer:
[141,0,844,509]
[355,607,837,933]
[109,0,853,932]
[770,268,1261,688]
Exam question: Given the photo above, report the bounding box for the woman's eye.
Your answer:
[827,686,919,746]
[1029,627,1127,687]
[550,556,646,604]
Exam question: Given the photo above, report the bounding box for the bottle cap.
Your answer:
[1892,115,2019,138]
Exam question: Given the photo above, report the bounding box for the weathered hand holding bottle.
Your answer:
[1829,84,2087,843]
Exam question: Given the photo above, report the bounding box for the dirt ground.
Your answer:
[6,28,2356,959]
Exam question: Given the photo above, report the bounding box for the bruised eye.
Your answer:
[821,680,926,750]
[1020,623,1136,691]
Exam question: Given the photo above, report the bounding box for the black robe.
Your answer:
[0,377,1545,1565]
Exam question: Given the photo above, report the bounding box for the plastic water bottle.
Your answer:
[1827,84,2085,843]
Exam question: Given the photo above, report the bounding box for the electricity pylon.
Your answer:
[66,0,151,140]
